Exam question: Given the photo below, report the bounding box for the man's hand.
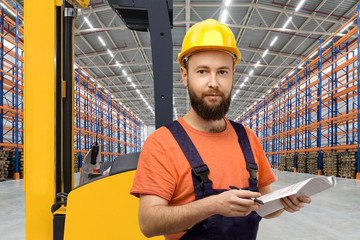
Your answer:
[214,189,262,217]
[281,195,311,213]
[259,185,311,218]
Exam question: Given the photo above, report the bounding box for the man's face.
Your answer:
[181,50,235,120]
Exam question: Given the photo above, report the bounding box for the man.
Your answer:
[131,19,311,240]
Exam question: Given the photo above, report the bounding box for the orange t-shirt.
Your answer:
[130,117,277,240]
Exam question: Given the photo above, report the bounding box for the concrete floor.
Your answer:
[0,171,359,240]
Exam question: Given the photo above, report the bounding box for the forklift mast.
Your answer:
[24,0,173,239]
[107,0,174,129]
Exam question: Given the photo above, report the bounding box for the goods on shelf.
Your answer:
[6,151,24,179]
[323,152,338,176]
[74,154,80,173]
[296,154,307,173]
[279,155,287,171]
[286,154,295,172]
[19,152,24,179]
[307,152,321,175]
[0,150,9,181]
[339,151,357,179]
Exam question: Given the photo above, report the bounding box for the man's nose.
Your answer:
[208,72,219,88]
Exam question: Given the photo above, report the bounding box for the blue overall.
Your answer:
[166,120,262,240]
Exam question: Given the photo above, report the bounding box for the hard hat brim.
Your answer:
[178,45,241,68]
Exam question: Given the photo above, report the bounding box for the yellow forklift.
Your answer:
[24,0,172,239]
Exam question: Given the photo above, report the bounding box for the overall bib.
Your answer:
[166,120,262,240]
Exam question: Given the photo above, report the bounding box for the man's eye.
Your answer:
[219,70,228,75]
[198,70,206,74]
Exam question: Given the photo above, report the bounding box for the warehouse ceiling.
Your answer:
[8,0,360,125]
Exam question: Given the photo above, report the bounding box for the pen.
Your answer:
[229,185,264,205]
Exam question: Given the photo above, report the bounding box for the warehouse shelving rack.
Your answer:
[237,7,360,179]
[0,1,23,179]
[74,63,143,168]
[0,2,143,178]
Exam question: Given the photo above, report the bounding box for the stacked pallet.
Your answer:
[6,151,24,179]
[74,154,80,173]
[297,154,307,173]
[323,152,338,176]
[307,152,321,175]
[279,155,287,171]
[286,154,295,172]
[339,151,357,179]
[19,151,24,179]
[6,152,14,179]
[0,150,9,181]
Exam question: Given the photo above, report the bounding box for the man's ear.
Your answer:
[180,66,188,87]
[233,66,235,85]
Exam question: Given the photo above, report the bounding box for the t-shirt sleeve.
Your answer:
[245,127,277,189]
[130,131,177,201]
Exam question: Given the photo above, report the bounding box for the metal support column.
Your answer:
[123,111,127,154]
[294,62,299,172]
[356,4,360,179]
[0,7,3,149]
[63,4,75,193]
[24,0,57,238]
[317,39,323,175]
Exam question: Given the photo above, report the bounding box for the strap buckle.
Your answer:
[192,164,212,188]
[51,192,69,213]
[246,162,258,181]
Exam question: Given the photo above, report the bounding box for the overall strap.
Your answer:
[229,120,259,190]
[165,121,213,199]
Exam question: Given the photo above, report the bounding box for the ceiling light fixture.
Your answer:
[262,49,269,58]
[340,22,353,33]
[98,36,106,46]
[270,36,278,47]
[84,16,94,29]
[282,17,292,30]
[322,40,331,48]
[295,0,306,12]
[309,51,317,58]
[0,3,16,17]
[107,49,114,58]
[225,0,231,7]
[220,9,228,23]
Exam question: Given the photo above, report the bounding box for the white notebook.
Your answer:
[256,175,337,217]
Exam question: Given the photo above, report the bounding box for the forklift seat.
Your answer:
[110,152,140,175]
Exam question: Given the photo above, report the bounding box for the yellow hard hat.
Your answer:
[178,19,241,67]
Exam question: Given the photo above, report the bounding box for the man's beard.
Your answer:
[188,85,232,121]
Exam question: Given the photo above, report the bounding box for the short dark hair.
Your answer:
[183,59,189,72]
